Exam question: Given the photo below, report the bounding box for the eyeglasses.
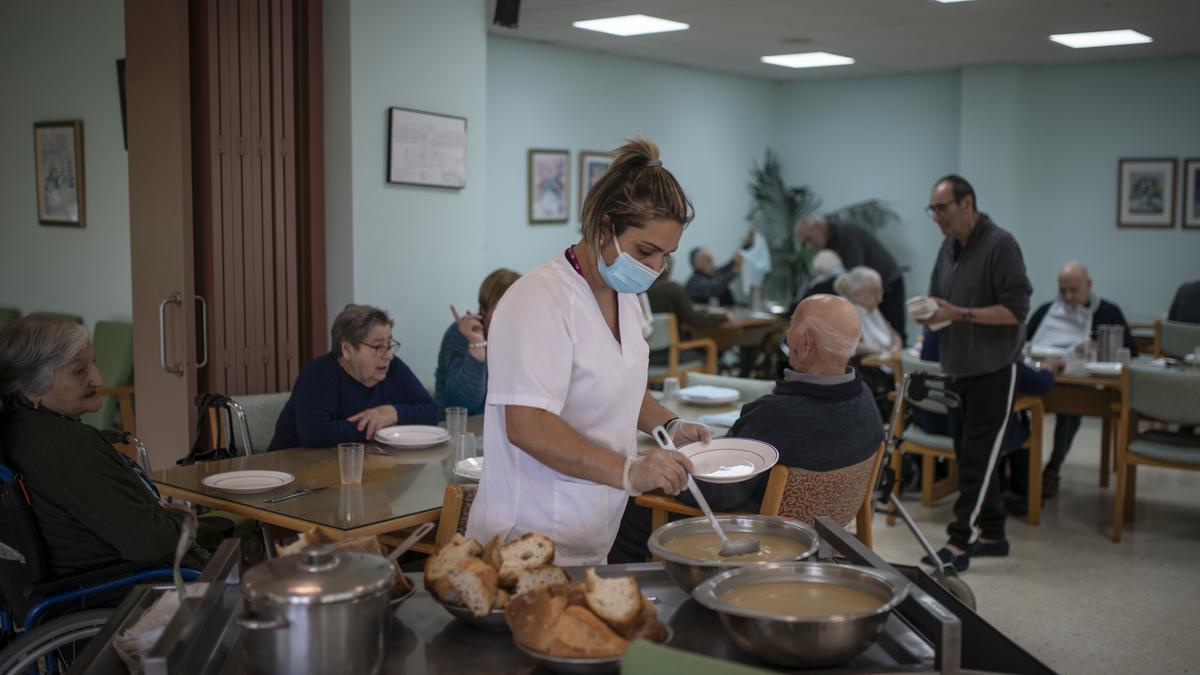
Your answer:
[925,200,959,218]
[357,338,401,356]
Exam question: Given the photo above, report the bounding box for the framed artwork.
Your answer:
[579,151,613,203]
[387,107,467,189]
[1183,158,1200,229]
[528,149,569,224]
[1117,158,1175,228]
[33,120,85,227]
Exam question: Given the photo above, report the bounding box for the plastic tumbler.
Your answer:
[455,432,477,465]
[663,377,680,403]
[445,406,468,440]
[338,442,364,485]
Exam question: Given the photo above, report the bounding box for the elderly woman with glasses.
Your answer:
[0,315,193,575]
[268,304,438,450]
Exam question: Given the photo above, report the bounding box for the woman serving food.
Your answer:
[465,138,710,564]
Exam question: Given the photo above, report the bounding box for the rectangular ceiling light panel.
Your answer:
[761,52,855,69]
[1049,29,1152,48]
[572,14,689,37]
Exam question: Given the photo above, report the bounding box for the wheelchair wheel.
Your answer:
[0,609,113,675]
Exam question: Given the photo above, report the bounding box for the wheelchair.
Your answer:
[0,431,200,674]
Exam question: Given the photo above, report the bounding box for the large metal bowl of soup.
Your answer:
[692,562,909,668]
[646,515,819,593]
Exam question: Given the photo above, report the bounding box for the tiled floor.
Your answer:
[870,417,1200,674]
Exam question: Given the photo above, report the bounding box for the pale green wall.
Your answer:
[485,36,780,283]
[324,0,489,384]
[0,0,130,328]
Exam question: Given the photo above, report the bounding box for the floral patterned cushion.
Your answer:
[776,455,875,527]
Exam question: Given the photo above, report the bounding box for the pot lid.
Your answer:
[242,544,394,606]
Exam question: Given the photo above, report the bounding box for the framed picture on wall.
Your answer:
[528,149,569,224]
[1117,158,1175,228]
[33,120,85,227]
[387,107,467,189]
[579,151,613,204]
[1183,158,1200,229]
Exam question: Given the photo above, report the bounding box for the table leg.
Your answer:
[1124,465,1137,522]
[1100,416,1112,488]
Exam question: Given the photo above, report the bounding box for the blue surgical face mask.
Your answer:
[596,227,662,294]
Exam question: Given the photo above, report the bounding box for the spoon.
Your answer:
[650,426,759,557]
[387,522,436,564]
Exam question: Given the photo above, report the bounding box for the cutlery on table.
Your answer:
[264,481,327,503]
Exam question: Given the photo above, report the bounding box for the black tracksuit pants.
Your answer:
[880,276,908,345]
[947,363,1018,549]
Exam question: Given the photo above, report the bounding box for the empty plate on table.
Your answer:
[453,457,484,481]
[677,437,778,484]
[375,425,451,449]
[1084,362,1123,377]
[202,470,294,494]
[1030,345,1070,359]
[677,385,739,406]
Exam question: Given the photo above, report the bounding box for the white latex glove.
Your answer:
[624,449,694,496]
[667,419,711,447]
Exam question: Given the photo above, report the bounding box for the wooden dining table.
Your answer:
[689,306,788,352]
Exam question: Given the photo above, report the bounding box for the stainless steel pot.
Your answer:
[238,544,395,675]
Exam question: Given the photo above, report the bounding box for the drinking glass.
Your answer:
[662,377,680,403]
[1116,348,1131,365]
[445,406,468,440]
[338,442,364,485]
[455,432,477,465]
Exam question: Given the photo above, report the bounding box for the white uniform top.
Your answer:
[464,251,650,565]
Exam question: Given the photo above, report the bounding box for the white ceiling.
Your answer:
[487,0,1200,80]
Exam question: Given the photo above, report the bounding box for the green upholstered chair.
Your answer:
[1156,319,1200,359]
[224,392,292,455]
[83,321,135,432]
[646,313,717,384]
[1112,362,1200,541]
[682,372,775,401]
[0,307,19,328]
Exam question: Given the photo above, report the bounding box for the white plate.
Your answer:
[677,385,740,406]
[453,457,484,481]
[1030,345,1070,359]
[202,470,294,494]
[678,438,779,484]
[375,425,451,449]
[1084,362,1123,377]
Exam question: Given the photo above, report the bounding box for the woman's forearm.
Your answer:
[505,405,626,488]
[637,391,677,434]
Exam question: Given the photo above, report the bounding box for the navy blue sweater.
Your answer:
[433,323,488,415]
[268,354,437,450]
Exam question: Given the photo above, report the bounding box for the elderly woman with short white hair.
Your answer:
[836,266,903,355]
[0,315,191,575]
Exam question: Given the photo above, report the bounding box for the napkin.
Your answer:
[906,295,950,331]
[697,410,741,427]
[114,583,210,672]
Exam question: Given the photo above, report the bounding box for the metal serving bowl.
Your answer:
[692,562,909,668]
[646,515,819,593]
[513,625,673,674]
[438,601,510,631]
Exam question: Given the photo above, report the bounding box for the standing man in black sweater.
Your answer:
[917,175,1032,572]
[796,215,907,344]
[1026,260,1136,497]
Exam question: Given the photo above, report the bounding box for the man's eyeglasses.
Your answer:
[925,200,959,218]
[358,339,401,356]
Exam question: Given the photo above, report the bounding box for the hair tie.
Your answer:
[644,159,662,167]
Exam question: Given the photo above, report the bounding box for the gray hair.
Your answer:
[834,266,882,299]
[330,304,393,356]
[811,249,844,278]
[0,315,91,403]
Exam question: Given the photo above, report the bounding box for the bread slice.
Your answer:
[482,534,503,572]
[583,569,643,632]
[423,533,483,586]
[493,588,510,610]
[496,533,555,586]
[545,606,629,658]
[507,590,568,653]
[514,566,570,597]
[620,596,664,642]
[443,557,498,618]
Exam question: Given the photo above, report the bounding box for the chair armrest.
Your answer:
[676,338,718,374]
[1013,396,1044,415]
[31,560,150,597]
[634,494,703,518]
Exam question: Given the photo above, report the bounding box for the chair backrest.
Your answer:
[898,353,949,415]
[763,453,877,527]
[0,307,19,329]
[1127,363,1200,426]
[0,463,52,619]
[82,321,134,430]
[647,313,676,352]
[1158,320,1200,359]
[435,483,478,548]
[684,372,775,401]
[226,392,292,455]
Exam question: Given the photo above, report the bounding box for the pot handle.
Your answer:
[237,614,289,631]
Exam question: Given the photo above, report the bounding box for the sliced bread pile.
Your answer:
[506,568,665,658]
[424,532,564,617]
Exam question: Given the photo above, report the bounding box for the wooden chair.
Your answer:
[383,483,477,555]
[1112,363,1200,542]
[886,353,1045,525]
[1155,319,1200,359]
[635,442,886,550]
[647,313,718,384]
[683,372,775,401]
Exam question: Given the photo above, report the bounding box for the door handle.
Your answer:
[195,295,209,369]
[158,293,184,376]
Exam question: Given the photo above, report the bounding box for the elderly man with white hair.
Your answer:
[608,294,883,562]
[836,266,903,355]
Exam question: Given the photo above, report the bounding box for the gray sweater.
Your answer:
[928,215,1031,378]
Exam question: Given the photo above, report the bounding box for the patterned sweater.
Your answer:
[434,323,487,415]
